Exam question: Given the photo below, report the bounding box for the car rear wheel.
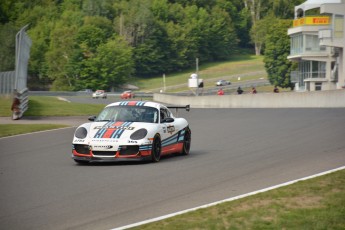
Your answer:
[151,134,161,162]
[182,127,191,155]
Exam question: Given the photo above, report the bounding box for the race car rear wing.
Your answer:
[167,105,190,115]
[168,104,190,111]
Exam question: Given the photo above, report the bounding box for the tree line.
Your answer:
[0,0,303,91]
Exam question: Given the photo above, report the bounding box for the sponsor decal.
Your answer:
[167,125,175,134]
[119,101,146,106]
[74,139,85,143]
[91,145,113,150]
[92,139,118,142]
[293,16,330,27]
[93,121,133,139]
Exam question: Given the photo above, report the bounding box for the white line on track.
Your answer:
[112,166,345,230]
[0,126,75,139]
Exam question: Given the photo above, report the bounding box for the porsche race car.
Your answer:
[72,101,191,163]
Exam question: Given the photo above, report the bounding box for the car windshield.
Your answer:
[95,106,159,123]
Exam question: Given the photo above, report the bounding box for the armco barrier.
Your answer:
[19,88,29,115]
[153,90,345,108]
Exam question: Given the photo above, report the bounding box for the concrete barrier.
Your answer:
[154,90,345,108]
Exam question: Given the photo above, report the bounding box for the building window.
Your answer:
[312,61,326,78]
[296,61,326,89]
[315,82,322,91]
[291,34,326,55]
[334,15,344,38]
[291,34,303,55]
[305,34,321,52]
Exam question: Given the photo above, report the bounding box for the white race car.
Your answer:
[72,101,191,163]
[92,90,107,99]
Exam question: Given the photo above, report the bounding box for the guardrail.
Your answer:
[19,88,29,114]
[12,88,29,120]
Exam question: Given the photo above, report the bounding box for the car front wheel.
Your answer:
[151,134,161,162]
[182,127,191,155]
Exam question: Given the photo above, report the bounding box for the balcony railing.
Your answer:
[290,71,326,83]
[290,46,327,56]
[319,29,332,39]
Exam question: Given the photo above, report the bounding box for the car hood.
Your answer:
[87,121,155,139]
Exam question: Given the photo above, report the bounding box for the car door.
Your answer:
[159,107,178,153]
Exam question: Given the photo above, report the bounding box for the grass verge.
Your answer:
[131,169,345,230]
[0,96,104,137]
[0,96,105,117]
[0,124,69,138]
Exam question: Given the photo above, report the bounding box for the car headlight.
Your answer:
[75,127,88,139]
[130,128,148,140]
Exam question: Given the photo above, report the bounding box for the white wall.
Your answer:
[154,90,345,108]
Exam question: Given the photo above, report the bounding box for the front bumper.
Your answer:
[72,155,151,163]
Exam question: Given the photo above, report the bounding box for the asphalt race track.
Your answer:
[1,108,345,230]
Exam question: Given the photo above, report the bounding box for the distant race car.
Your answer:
[216,80,231,86]
[120,90,135,99]
[92,90,107,99]
[72,101,191,163]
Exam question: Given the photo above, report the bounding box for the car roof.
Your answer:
[106,101,163,110]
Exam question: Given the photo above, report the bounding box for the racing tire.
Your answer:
[151,134,161,162]
[182,127,191,155]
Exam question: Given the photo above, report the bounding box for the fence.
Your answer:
[0,25,31,119]
[0,71,15,94]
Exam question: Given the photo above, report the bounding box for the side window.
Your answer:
[160,108,170,122]
[160,109,165,121]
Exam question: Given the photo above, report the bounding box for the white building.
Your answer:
[288,0,345,91]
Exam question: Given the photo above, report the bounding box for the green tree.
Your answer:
[3,0,303,91]
[27,4,59,88]
[272,0,305,19]
[45,10,84,90]
[76,24,107,54]
[246,0,304,54]
[208,6,238,60]
[79,37,134,91]
[163,3,190,70]
[244,0,266,55]
[216,0,251,49]
[264,19,295,89]
[133,23,170,77]
[250,14,275,56]
[182,5,210,63]
[113,0,155,47]
[0,23,16,71]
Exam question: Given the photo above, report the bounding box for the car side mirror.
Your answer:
[162,117,174,123]
[88,115,96,121]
